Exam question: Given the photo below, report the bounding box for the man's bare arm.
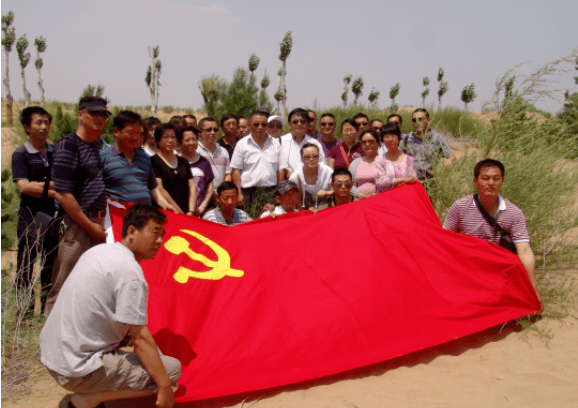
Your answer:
[128,324,175,408]
[16,179,56,198]
[515,242,543,308]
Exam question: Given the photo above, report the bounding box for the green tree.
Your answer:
[389,82,400,112]
[198,74,227,118]
[341,73,352,108]
[368,87,380,108]
[80,84,106,99]
[145,46,161,117]
[437,68,448,110]
[259,70,272,109]
[351,76,364,104]
[15,34,31,107]
[34,36,47,106]
[461,83,477,110]
[2,10,16,125]
[556,56,578,158]
[275,31,292,114]
[421,76,430,108]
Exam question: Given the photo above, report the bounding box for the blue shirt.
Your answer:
[101,143,158,205]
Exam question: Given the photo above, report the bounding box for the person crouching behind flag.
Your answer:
[260,180,300,218]
[39,204,181,408]
[203,182,253,226]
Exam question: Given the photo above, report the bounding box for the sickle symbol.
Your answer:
[164,229,244,283]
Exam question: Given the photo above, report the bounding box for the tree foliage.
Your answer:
[351,76,364,104]
[146,46,161,117]
[34,36,47,105]
[341,73,352,108]
[461,83,476,110]
[275,31,292,114]
[2,10,16,124]
[389,83,400,112]
[15,34,31,107]
[421,76,429,108]
[81,84,106,99]
[368,87,380,108]
[437,68,448,109]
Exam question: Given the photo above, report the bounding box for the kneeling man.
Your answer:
[443,159,541,304]
[39,204,181,408]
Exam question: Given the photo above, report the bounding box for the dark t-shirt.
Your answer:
[12,142,56,222]
[217,138,234,160]
[151,154,193,213]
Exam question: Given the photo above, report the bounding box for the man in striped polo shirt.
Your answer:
[443,159,541,305]
[101,110,178,211]
[45,97,111,316]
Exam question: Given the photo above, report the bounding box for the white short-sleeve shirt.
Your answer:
[279,133,326,173]
[39,243,148,377]
[230,134,280,188]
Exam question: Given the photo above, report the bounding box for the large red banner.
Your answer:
[109,183,540,402]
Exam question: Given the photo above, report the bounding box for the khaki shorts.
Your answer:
[47,349,181,394]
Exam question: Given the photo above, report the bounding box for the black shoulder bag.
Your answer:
[473,194,517,254]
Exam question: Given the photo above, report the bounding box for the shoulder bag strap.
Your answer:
[473,194,505,235]
[339,145,350,167]
[42,151,53,200]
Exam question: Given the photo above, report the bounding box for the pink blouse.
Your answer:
[384,154,417,180]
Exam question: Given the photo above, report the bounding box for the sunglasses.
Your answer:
[291,119,308,125]
[334,181,352,187]
[202,127,219,132]
[268,123,283,129]
[412,117,426,123]
[320,122,335,127]
[252,123,268,128]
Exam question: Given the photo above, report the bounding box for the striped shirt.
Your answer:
[197,142,231,189]
[52,132,106,211]
[443,195,530,244]
[202,207,252,226]
[101,143,158,205]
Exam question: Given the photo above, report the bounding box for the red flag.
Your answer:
[109,183,540,402]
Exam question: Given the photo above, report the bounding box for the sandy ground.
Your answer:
[2,103,577,407]
[2,293,577,408]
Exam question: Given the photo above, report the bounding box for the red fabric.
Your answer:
[109,183,540,402]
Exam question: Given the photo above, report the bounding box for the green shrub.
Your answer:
[430,106,482,137]
[161,106,174,114]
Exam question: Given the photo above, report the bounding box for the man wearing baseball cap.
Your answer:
[44,96,112,317]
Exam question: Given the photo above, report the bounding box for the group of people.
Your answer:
[11,96,539,408]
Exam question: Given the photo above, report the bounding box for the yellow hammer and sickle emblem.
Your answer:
[164,229,244,283]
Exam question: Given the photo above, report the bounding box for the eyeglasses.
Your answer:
[361,140,377,145]
[320,122,335,127]
[356,121,369,126]
[334,181,352,187]
[268,123,283,129]
[412,117,427,123]
[389,121,401,126]
[202,127,219,132]
[252,123,268,128]
[342,129,357,134]
[291,119,307,125]
[302,154,319,160]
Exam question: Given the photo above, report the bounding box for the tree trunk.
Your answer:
[281,60,287,114]
[37,67,45,106]
[149,48,156,117]
[3,52,13,125]
[154,68,159,116]
[21,67,31,108]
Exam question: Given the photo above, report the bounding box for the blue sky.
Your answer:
[1,0,577,114]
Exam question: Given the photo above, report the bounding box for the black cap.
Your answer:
[78,96,111,115]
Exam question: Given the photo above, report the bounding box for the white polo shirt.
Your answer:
[197,142,231,189]
[230,134,280,188]
[279,133,326,173]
